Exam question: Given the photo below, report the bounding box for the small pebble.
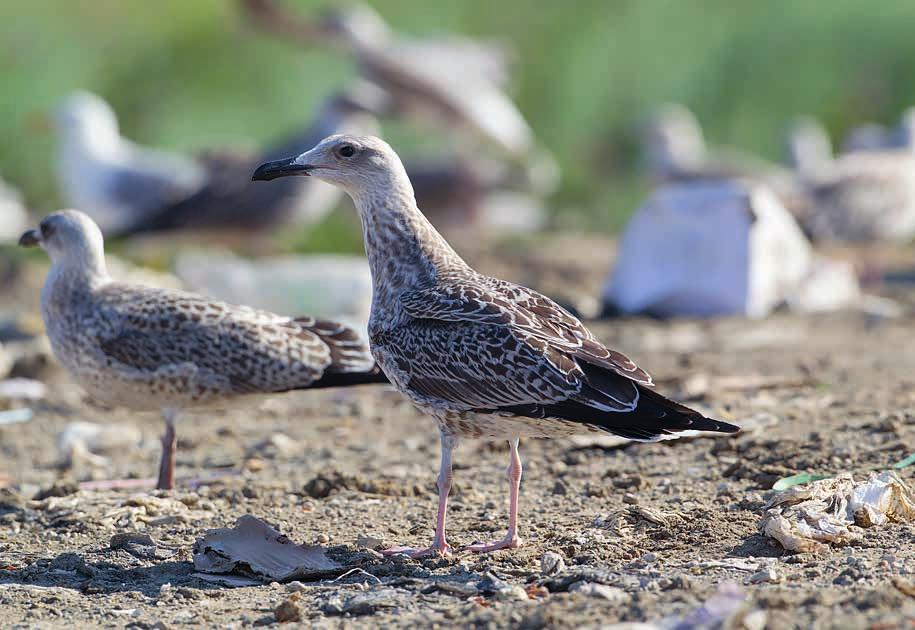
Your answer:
[569,582,630,605]
[540,551,566,576]
[274,595,302,623]
[356,533,384,549]
[747,567,782,584]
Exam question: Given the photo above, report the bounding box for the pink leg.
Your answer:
[382,432,456,558]
[156,409,178,491]
[465,438,523,553]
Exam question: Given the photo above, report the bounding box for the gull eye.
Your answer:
[39,221,54,238]
[337,144,356,158]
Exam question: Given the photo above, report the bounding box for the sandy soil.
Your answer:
[1,237,914,629]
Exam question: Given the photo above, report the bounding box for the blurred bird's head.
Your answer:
[54,91,120,145]
[19,210,107,273]
[317,4,389,47]
[642,104,706,177]
[252,134,411,202]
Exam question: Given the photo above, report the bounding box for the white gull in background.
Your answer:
[0,176,30,245]
[53,90,378,237]
[643,104,810,217]
[19,210,388,489]
[253,135,739,556]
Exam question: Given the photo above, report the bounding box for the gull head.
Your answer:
[317,4,389,47]
[252,134,410,199]
[54,91,120,145]
[19,210,106,272]
[643,104,706,176]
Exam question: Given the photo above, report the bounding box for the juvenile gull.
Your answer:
[254,135,740,556]
[19,210,388,489]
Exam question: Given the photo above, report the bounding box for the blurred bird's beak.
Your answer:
[251,157,313,181]
[18,229,40,247]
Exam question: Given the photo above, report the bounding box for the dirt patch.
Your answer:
[1,238,914,628]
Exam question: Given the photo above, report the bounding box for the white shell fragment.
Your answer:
[604,181,832,318]
[760,471,915,553]
[57,421,143,468]
[193,515,341,582]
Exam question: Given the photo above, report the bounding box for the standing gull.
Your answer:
[19,210,388,489]
[253,136,740,556]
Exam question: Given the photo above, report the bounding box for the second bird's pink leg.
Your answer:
[382,432,456,558]
[155,408,178,491]
[465,438,523,553]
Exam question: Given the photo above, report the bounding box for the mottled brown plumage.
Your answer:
[253,135,739,556]
[20,210,386,489]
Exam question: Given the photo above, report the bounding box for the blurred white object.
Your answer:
[57,420,143,468]
[784,256,860,314]
[603,181,812,318]
[0,378,47,401]
[0,177,30,244]
[760,471,915,553]
[174,251,372,331]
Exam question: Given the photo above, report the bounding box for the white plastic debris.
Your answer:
[603,181,814,318]
[760,471,915,553]
[57,421,143,468]
[175,251,371,331]
[193,515,342,582]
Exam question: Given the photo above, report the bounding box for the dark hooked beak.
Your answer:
[18,229,40,248]
[251,157,313,181]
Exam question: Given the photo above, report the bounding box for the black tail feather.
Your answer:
[307,366,390,389]
[493,384,739,441]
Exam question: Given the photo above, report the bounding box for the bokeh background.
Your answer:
[5,1,915,244]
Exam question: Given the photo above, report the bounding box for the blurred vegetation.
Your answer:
[4,0,915,249]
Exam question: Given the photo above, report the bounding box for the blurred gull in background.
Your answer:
[0,176,30,245]
[54,89,379,237]
[840,107,915,154]
[642,104,810,218]
[784,116,833,178]
[241,0,559,197]
[798,136,915,243]
[602,180,859,318]
[54,91,207,235]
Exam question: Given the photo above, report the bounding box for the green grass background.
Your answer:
[4,1,915,251]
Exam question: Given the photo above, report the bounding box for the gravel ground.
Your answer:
[1,237,914,629]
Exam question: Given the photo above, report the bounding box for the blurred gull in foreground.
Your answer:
[602,181,860,318]
[54,90,378,237]
[19,210,388,489]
